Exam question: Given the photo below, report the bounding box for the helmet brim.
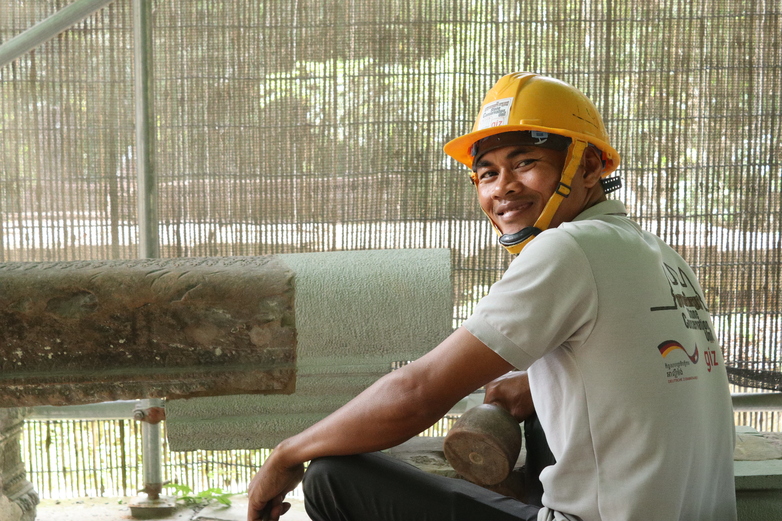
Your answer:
[444,123,620,176]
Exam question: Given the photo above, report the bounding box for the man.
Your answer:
[247,72,737,521]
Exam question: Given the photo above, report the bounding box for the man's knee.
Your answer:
[304,456,372,521]
[304,456,338,492]
[303,455,362,496]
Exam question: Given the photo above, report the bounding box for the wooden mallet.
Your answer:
[443,403,522,486]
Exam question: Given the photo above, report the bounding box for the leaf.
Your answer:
[163,483,193,496]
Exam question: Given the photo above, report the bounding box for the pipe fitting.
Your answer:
[133,406,166,424]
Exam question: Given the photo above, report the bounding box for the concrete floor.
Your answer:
[35,495,312,521]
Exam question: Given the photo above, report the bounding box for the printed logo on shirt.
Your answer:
[650,262,715,343]
[658,340,699,383]
[658,340,699,363]
[658,340,721,383]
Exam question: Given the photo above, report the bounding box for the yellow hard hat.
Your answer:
[443,73,621,254]
[444,72,620,175]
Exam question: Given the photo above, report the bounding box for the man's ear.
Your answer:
[580,147,604,188]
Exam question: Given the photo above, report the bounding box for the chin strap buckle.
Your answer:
[498,226,543,247]
[556,182,572,197]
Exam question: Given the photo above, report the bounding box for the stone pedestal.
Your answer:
[0,409,38,521]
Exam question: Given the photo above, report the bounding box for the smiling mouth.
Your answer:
[497,201,533,218]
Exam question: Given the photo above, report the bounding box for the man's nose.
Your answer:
[493,168,518,197]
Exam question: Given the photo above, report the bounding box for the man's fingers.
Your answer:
[247,496,278,521]
[266,501,291,520]
[265,495,287,521]
[247,504,268,521]
[259,503,275,521]
[252,506,273,521]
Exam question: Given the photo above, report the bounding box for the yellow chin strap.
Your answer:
[490,139,589,255]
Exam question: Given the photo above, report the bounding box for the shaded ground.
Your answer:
[35,495,311,521]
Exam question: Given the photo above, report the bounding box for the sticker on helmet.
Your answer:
[476,97,514,130]
[530,131,549,144]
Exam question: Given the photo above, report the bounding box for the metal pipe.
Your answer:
[132,1,162,506]
[141,398,164,500]
[133,0,159,259]
[732,392,782,411]
[0,0,117,69]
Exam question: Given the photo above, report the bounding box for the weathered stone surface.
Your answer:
[735,429,782,461]
[0,495,24,521]
[0,257,296,406]
[0,409,38,521]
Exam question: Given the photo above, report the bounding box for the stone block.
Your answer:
[0,257,297,406]
[0,409,38,521]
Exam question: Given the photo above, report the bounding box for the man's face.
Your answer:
[473,145,567,235]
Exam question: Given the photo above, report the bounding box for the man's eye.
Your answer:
[515,159,536,169]
[478,170,497,180]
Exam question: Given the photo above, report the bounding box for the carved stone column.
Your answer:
[0,408,38,521]
[0,256,297,407]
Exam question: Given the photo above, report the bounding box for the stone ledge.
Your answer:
[735,459,782,490]
[734,426,782,492]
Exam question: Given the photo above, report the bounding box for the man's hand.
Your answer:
[483,371,535,422]
[247,451,305,521]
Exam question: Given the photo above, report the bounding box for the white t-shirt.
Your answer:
[463,200,737,521]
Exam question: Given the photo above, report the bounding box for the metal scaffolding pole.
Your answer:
[133,0,159,260]
[130,1,168,517]
[139,399,165,497]
[0,0,117,69]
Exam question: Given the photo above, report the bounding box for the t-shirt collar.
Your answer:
[573,200,628,222]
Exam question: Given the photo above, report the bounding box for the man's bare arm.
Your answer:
[247,326,514,520]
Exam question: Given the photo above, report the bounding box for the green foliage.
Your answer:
[163,483,240,507]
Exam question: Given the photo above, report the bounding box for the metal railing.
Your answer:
[0,0,118,69]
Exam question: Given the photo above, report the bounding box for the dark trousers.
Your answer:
[303,415,554,521]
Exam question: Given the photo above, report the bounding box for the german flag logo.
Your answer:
[658,340,699,364]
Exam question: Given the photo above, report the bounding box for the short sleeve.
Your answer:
[462,229,598,370]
